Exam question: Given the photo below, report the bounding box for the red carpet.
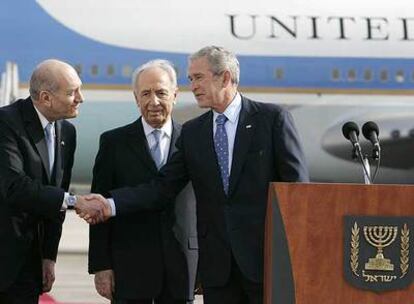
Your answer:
[39,294,58,303]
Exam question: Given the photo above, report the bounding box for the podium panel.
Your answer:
[264,183,414,304]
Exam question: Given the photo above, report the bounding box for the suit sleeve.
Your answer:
[42,124,76,261]
[273,109,310,182]
[110,132,190,216]
[0,120,64,219]
[88,133,114,273]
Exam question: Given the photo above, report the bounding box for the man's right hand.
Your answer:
[75,194,111,224]
[94,269,115,300]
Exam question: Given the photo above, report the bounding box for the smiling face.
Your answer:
[34,60,83,121]
[134,67,177,128]
[48,67,83,120]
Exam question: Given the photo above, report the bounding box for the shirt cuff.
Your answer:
[61,192,69,210]
[107,198,116,216]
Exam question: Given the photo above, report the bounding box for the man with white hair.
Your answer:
[88,59,198,304]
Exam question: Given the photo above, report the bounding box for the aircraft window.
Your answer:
[347,69,356,82]
[74,64,82,76]
[331,69,340,81]
[363,69,372,81]
[91,65,99,76]
[379,70,388,82]
[107,65,115,76]
[274,68,284,80]
[390,129,400,139]
[395,70,405,83]
[122,65,133,78]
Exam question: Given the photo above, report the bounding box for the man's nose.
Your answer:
[76,90,84,103]
[190,80,197,92]
[149,93,161,105]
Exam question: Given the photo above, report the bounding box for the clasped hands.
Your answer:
[74,194,111,224]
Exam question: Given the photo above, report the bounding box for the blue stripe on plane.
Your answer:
[1,0,413,90]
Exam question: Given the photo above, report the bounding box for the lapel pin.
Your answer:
[61,141,65,146]
[246,125,252,129]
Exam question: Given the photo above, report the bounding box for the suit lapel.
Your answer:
[168,121,181,161]
[53,120,64,186]
[127,118,158,173]
[228,97,257,197]
[21,99,51,181]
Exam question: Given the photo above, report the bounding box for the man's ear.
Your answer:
[173,87,178,105]
[222,70,232,88]
[38,91,52,107]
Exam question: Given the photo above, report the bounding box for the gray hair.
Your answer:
[132,59,177,91]
[189,46,240,85]
[29,61,61,101]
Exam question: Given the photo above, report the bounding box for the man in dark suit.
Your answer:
[82,46,309,304]
[0,59,94,303]
[88,60,198,304]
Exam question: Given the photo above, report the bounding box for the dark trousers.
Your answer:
[203,255,263,304]
[0,250,41,304]
[113,274,188,304]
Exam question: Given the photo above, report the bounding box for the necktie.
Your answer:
[151,129,163,169]
[44,123,55,172]
[214,114,229,195]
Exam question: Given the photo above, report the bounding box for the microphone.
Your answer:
[362,121,380,159]
[342,121,372,184]
[342,121,360,146]
[342,121,362,160]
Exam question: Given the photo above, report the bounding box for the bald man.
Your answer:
[0,59,101,303]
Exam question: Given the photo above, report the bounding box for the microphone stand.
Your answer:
[362,156,371,185]
[352,143,372,185]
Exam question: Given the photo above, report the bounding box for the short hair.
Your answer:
[29,64,60,101]
[189,46,240,85]
[132,59,177,91]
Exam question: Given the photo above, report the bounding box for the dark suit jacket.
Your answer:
[0,98,76,291]
[111,96,309,287]
[88,118,192,300]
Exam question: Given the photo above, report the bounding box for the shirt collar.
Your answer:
[141,117,172,138]
[213,92,242,124]
[33,104,54,129]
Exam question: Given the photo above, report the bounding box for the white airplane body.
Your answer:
[1,0,414,187]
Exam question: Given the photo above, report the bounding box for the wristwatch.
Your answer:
[66,194,77,210]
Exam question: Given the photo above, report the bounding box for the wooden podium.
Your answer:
[264,183,414,304]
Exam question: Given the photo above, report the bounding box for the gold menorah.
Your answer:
[363,226,398,271]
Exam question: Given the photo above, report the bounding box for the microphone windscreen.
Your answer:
[362,121,379,140]
[342,121,359,140]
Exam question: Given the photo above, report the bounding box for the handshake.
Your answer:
[73,194,112,224]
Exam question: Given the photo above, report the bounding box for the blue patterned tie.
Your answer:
[44,123,55,172]
[214,114,229,195]
[151,129,163,169]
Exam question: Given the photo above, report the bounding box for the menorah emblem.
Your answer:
[363,226,398,271]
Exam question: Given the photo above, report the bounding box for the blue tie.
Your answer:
[44,123,55,173]
[214,114,229,195]
[151,129,163,169]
